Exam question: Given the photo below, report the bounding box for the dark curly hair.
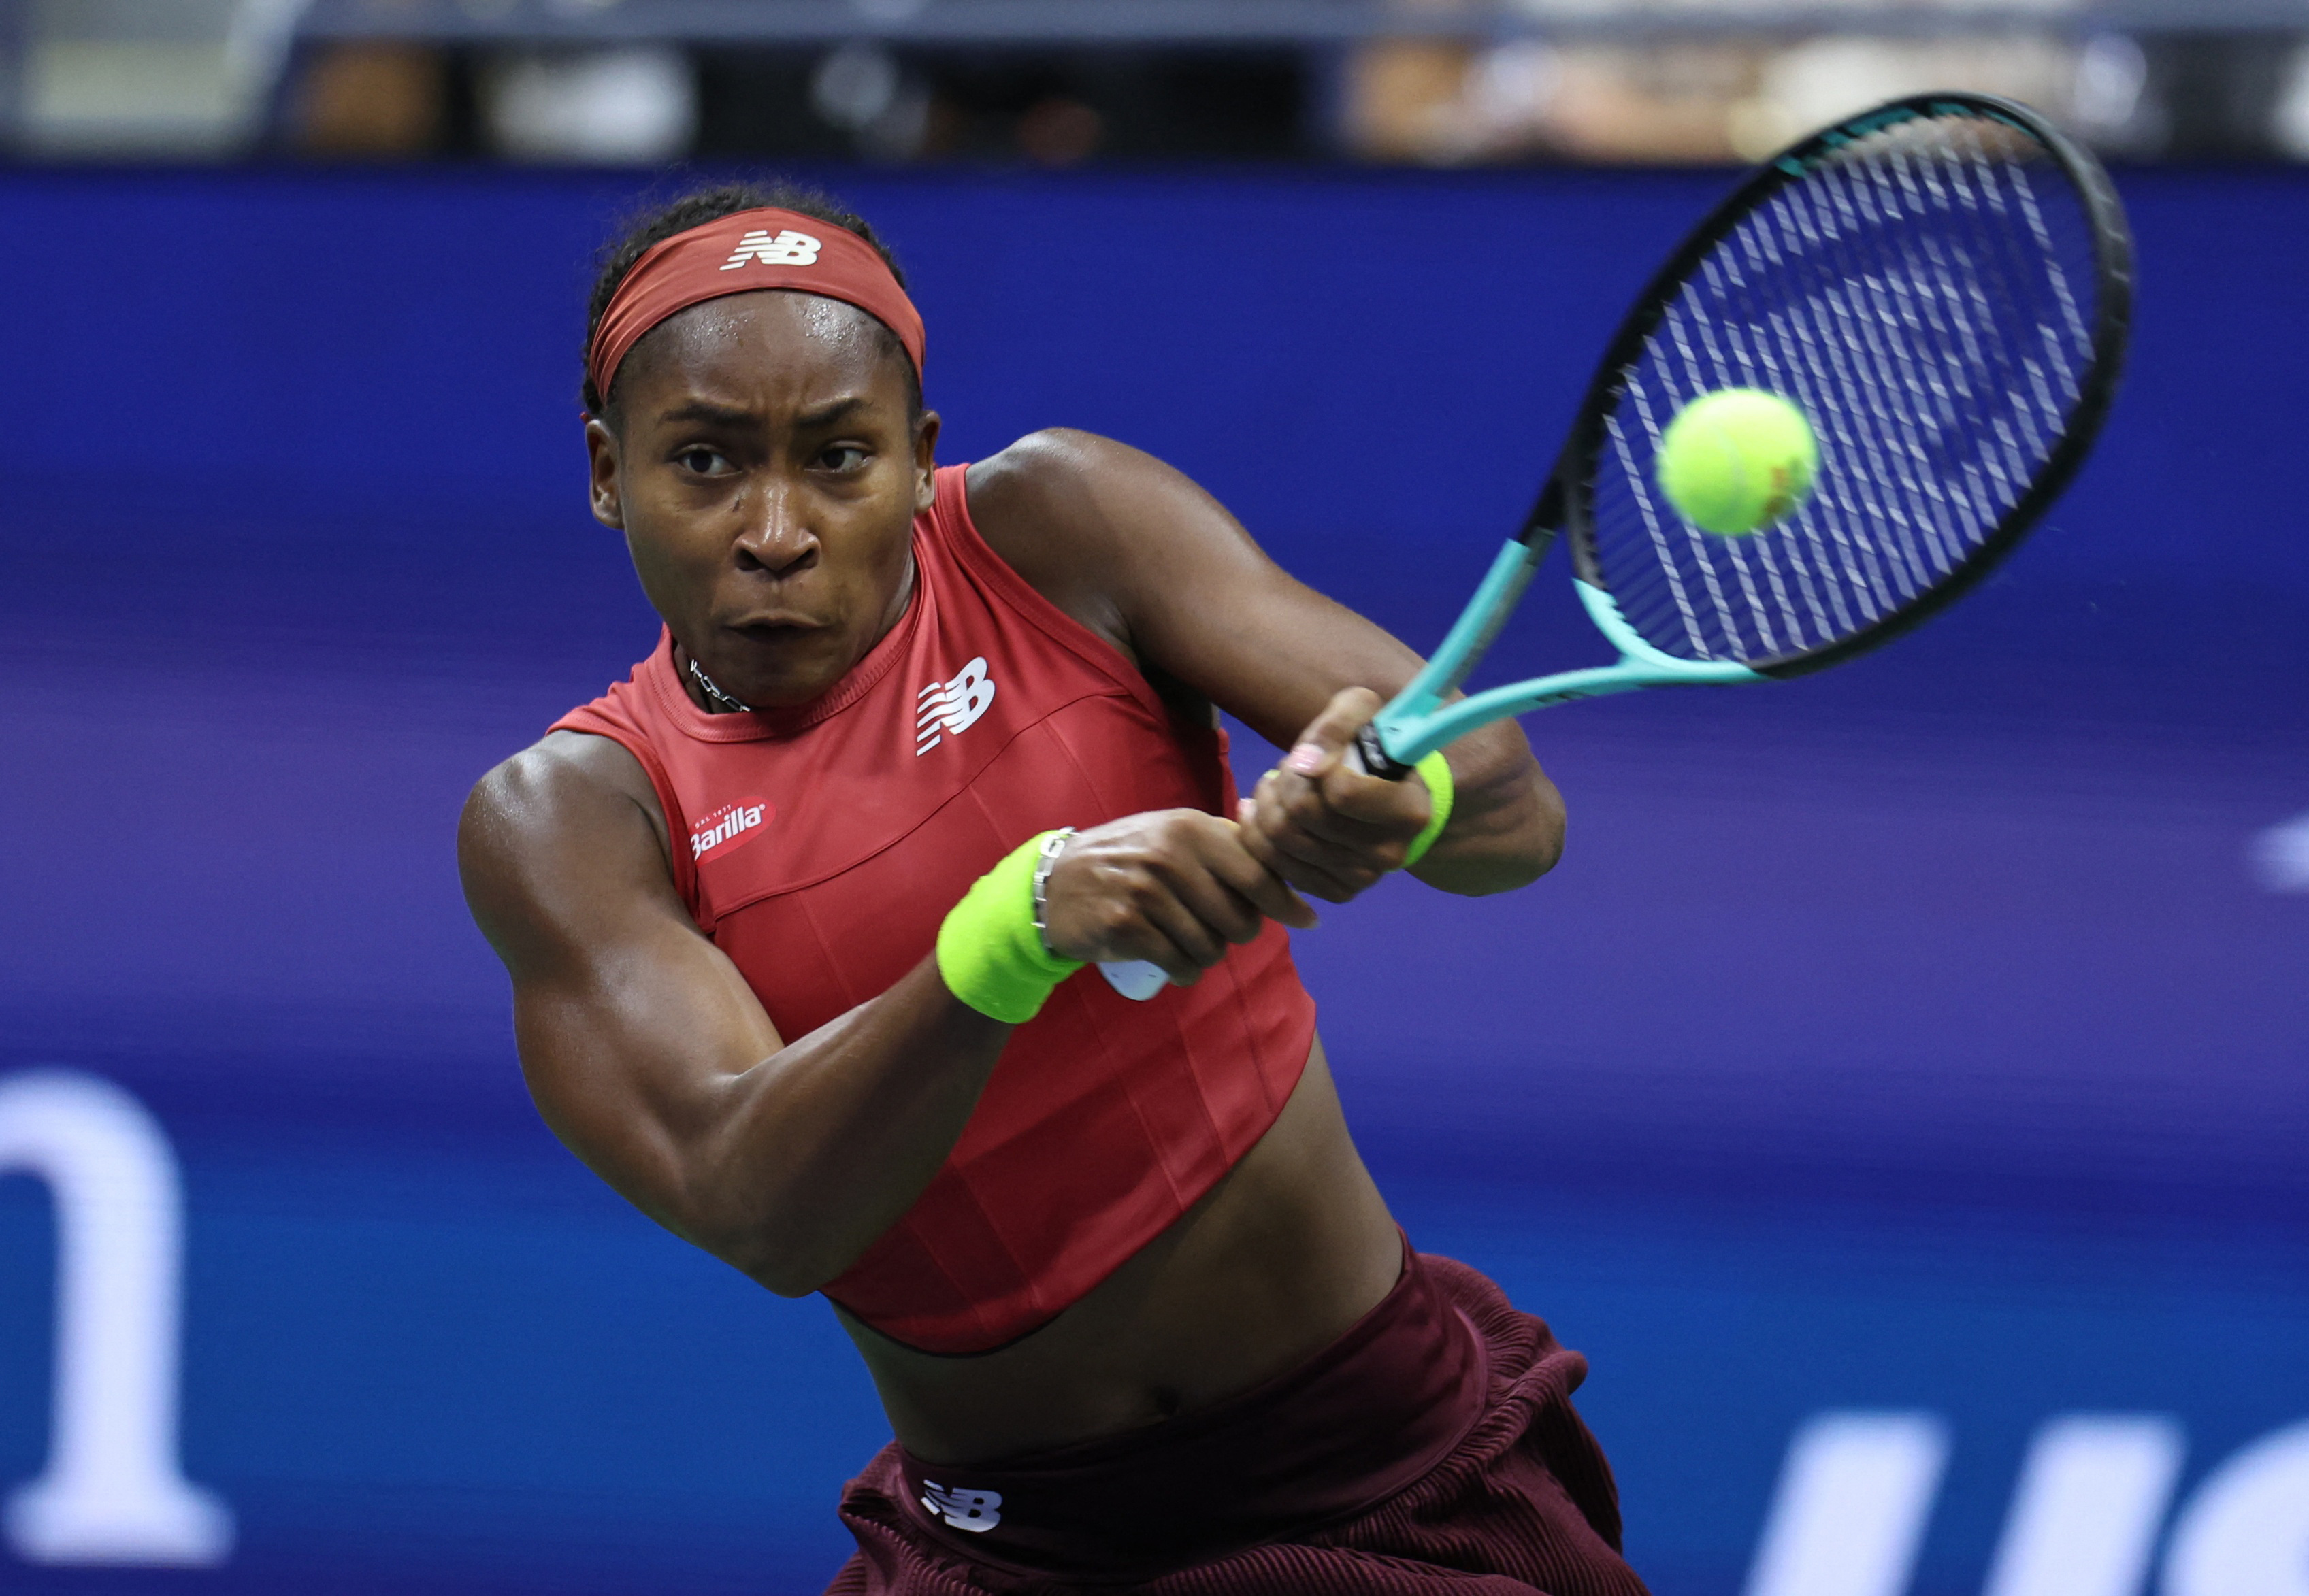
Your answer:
[581,180,921,424]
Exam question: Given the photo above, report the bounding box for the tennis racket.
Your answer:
[1102,91,2133,1001]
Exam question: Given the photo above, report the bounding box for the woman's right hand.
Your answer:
[1041,810,1317,987]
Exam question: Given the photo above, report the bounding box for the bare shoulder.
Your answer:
[966,427,1142,519]
[461,730,663,867]
[964,429,1271,659]
[966,428,1232,544]
[457,731,672,969]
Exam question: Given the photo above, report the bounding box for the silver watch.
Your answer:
[1029,829,1077,958]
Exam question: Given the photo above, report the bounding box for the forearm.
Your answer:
[538,954,1013,1298]
[689,958,1015,1293]
[1407,725,1565,896]
[474,741,1032,1299]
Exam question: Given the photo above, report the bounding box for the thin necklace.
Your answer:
[687,657,753,714]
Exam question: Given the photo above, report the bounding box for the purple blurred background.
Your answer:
[1,165,2304,1594]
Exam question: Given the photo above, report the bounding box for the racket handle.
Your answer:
[1351,722,1413,781]
[1098,959,1168,1001]
[1102,727,1405,1001]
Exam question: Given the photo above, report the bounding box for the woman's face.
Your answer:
[587,290,937,710]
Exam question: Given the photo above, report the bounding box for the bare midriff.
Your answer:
[834,1035,1403,1466]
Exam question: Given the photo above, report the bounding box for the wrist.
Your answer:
[1401,750,1456,870]
[937,831,1087,1023]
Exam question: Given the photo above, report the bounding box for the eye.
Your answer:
[819,444,869,473]
[675,446,730,476]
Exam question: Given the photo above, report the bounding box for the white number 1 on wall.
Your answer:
[0,1069,232,1566]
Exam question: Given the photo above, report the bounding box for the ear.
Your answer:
[913,410,943,514]
[584,416,625,531]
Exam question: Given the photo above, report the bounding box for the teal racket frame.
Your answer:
[1368,537,1762,769]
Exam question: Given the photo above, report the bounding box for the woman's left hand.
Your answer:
[1234,688,1435,905]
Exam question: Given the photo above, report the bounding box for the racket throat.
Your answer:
[1378,582,1766,764]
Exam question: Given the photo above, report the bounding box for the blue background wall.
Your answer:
[0,165,2303,1595]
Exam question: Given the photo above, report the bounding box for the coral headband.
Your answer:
[586,207,925,408]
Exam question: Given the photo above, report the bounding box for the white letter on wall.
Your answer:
[2163,1419,2309,1596]
[1744,1411,1950,1596]
[1983,1415,2185,1596]
[0,1070,233,1565]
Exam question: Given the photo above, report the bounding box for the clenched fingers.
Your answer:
[1040,810,1315,980]
[1240,687,1436,903]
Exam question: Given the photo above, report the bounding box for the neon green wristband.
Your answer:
[936,831,1087,1023]
[1401,750,1456,869]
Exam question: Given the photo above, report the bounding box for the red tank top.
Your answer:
[553,464,1317,1352]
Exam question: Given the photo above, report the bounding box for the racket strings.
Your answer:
[1590,111,2104,665]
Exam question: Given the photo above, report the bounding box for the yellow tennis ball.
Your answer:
[1656,389,1819,536]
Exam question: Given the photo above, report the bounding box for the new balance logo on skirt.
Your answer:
[919,1481,1001,1533]
[689,797,772,862]
[917,659,996,754]
[721,229,821,270]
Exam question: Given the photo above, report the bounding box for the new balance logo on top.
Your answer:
[916,658,996,754]
[919,1481,1001,1533]
[720,229,821,271]
[689,797,773,862]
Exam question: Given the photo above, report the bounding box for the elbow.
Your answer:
[1440,783,1562,896]
[673,1169,860,1299]
[653,1079,899,1299]
[685,1207,840,1299]
[739,1249,829,1300]
[1422,729,1563,895]
[1470,771,1567,895]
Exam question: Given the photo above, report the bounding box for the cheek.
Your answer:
[621,531,682,611]
[862,512,919,590]
[824,491,917,578]
[621,521,722,622]
[625,486,727,565]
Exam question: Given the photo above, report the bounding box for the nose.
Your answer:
[733,480,817,576]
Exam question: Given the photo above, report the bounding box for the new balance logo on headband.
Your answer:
[917,659,996,754]
[721,229,822,271]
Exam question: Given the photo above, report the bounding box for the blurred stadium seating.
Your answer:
[6,0,2309,164]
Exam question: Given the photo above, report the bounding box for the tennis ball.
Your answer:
[1656,389,1819,536]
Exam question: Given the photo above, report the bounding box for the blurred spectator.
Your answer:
[2277,42,2309,160]
[808,43,932,161]
[290,43,448,158]
[14,0,284,158]
[2070,33,2166,157]
[481,48,696,164]
[694,47,1299,164]
[11,3,2309,167]
[2152,31,2298,159]
[1346,38,1761,163]
[1343,31,2088,165]
[1732,34,2078,157]
[1016,96,1104,165]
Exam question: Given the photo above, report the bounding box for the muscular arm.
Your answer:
[458,731,1015,1295]
[459,731,1307,1292]
[968,431,1565,897]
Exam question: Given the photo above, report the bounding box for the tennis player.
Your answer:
[459,182,1647,1595]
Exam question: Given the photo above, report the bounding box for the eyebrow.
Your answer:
[652,395,873,430]
[794,396,872,431]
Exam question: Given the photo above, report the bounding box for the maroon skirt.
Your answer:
[826,1250,1650,1595]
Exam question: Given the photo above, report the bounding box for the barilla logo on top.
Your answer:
[689,797,774,863]
[916,658,996,755]
[721,229,821,271]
